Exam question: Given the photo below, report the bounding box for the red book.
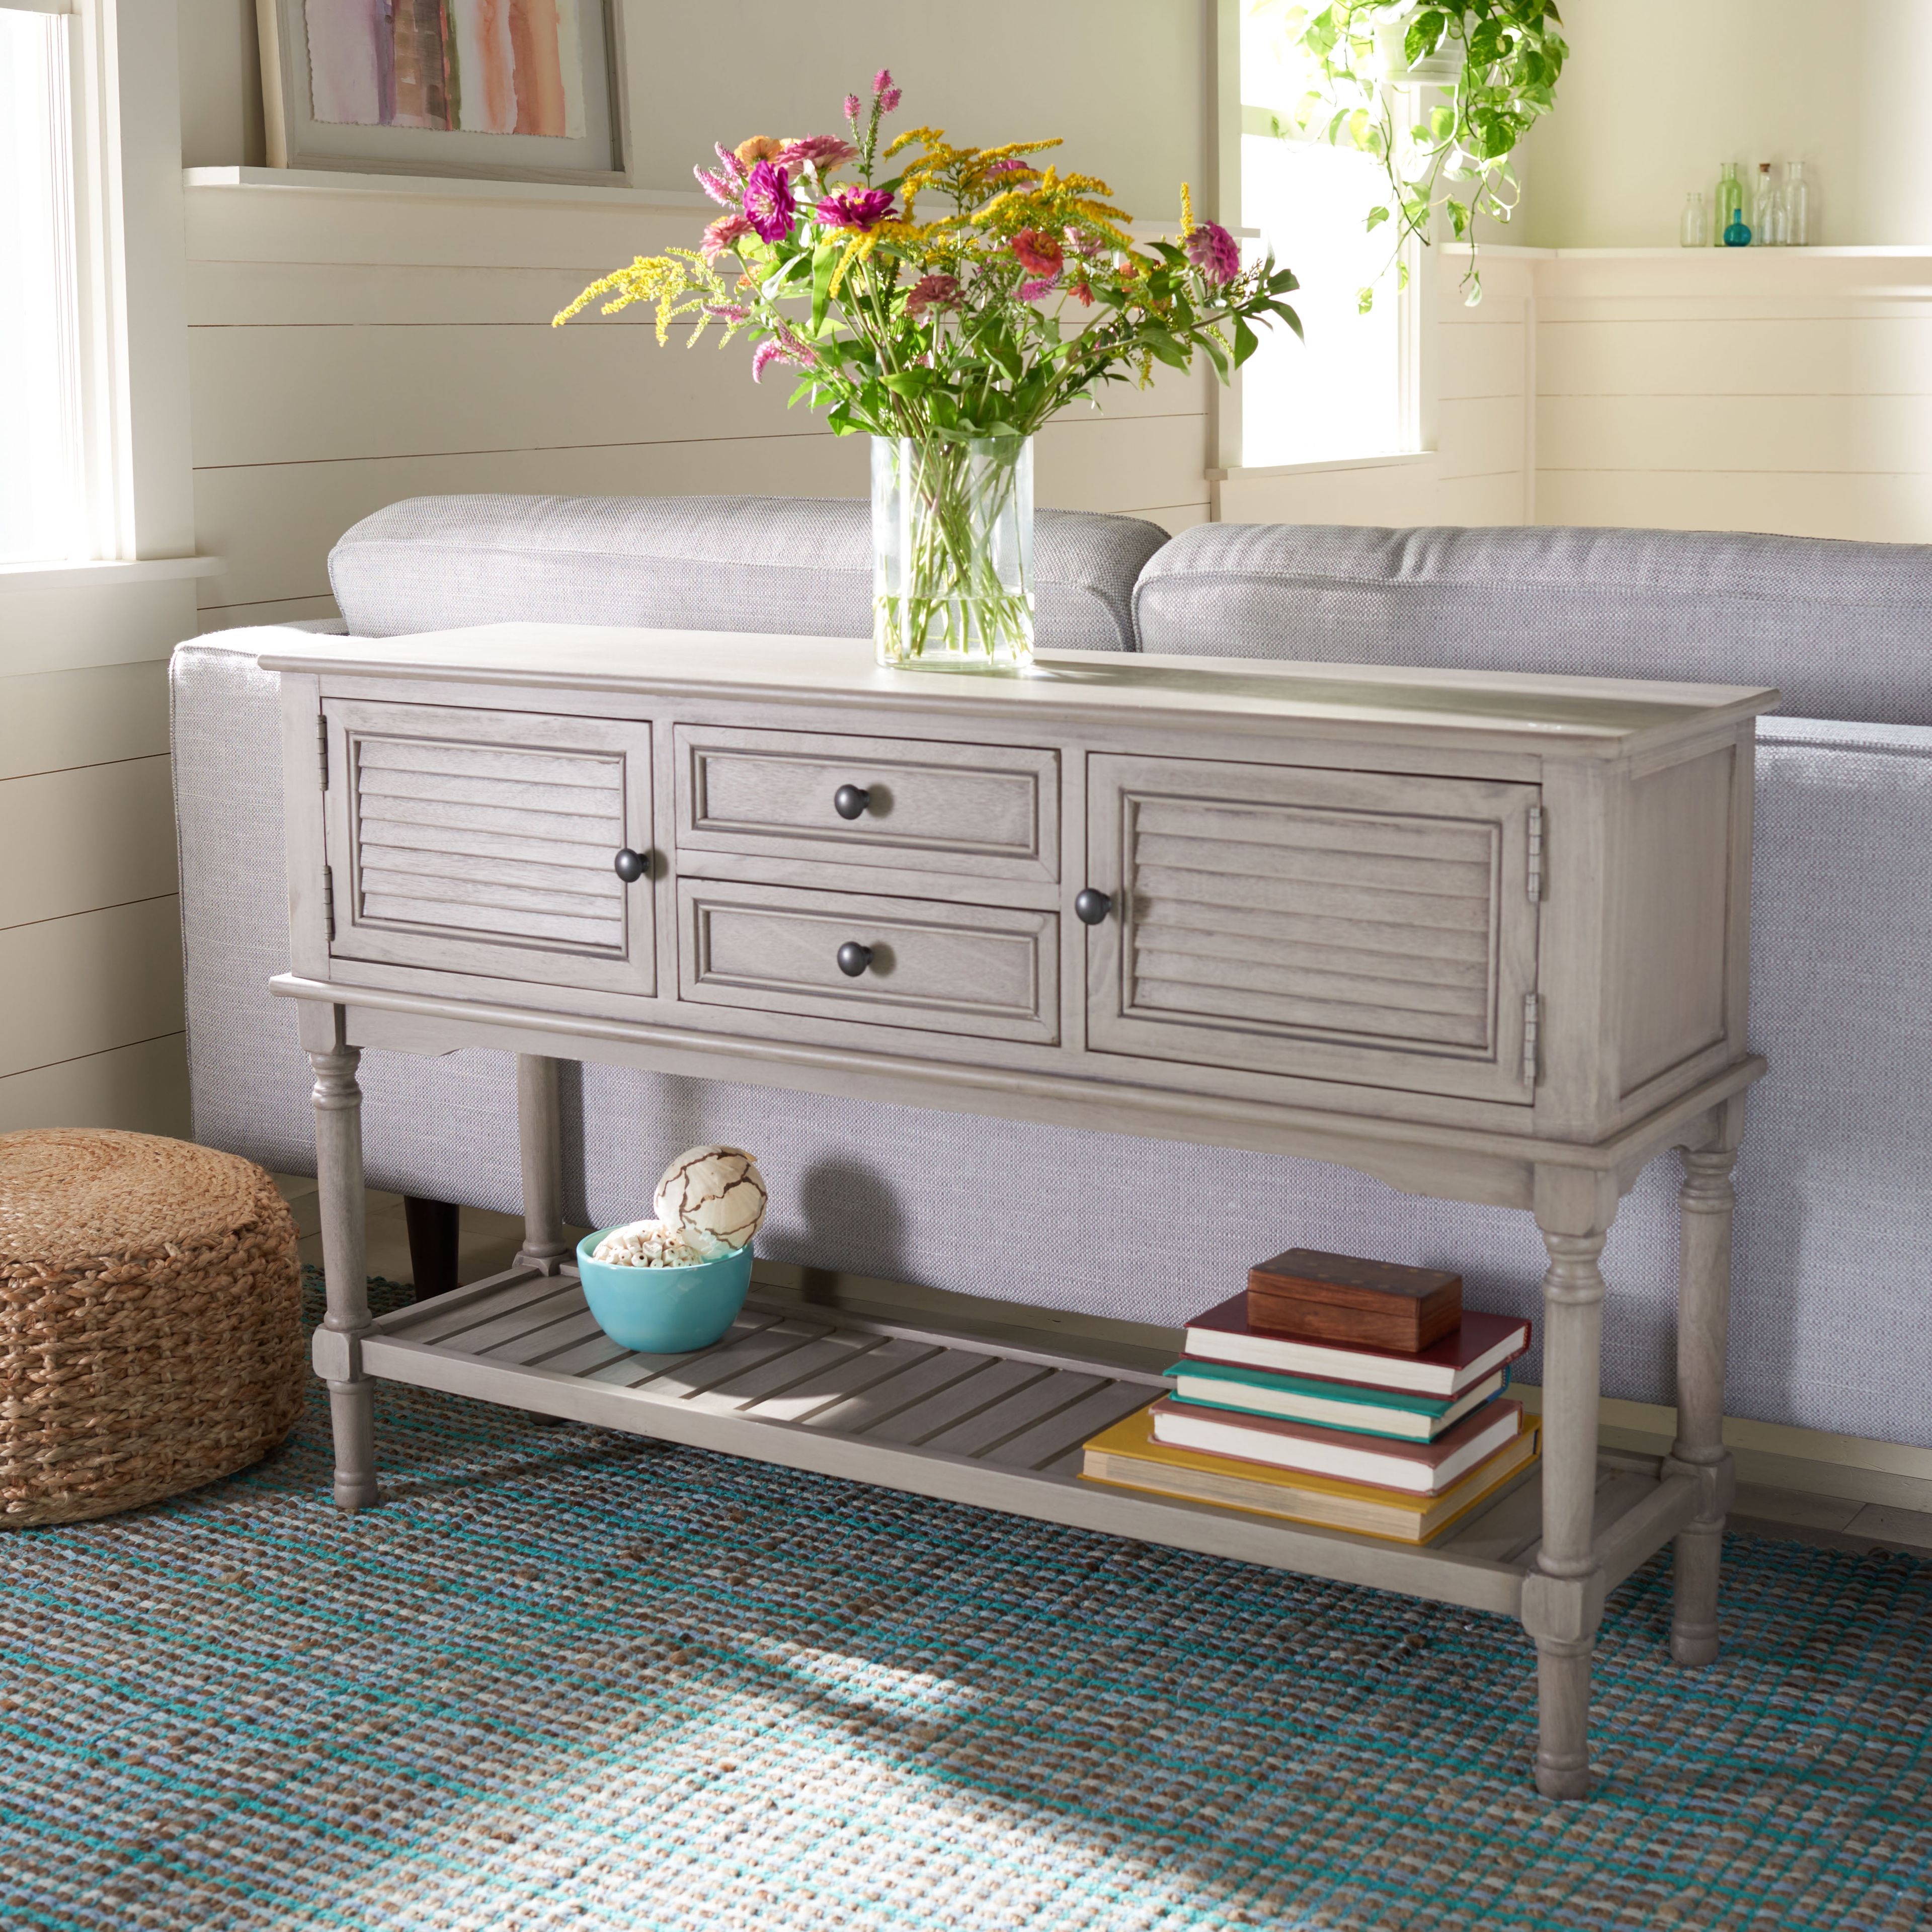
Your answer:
[1183,1292,1530,1398]
[1149,1393,1526,1496]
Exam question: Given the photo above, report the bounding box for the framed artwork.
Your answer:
[257,0,626,185]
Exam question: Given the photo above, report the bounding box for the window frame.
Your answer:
[0,0,194,577]
[1209,0,1436,480]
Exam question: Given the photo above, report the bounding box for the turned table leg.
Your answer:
[1524,1173,1615,1800]
[1666,1123,1743,1666]
[308,1013,379,1511]
[515,1053,573,1275]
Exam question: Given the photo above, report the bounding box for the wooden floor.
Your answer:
[270,1174,1932,1563]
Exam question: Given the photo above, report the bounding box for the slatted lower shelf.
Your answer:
[356,1265,1696,1619]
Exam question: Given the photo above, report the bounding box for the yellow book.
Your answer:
[1080,1404,1540,1546]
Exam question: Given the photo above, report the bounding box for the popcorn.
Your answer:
[590,1218,734,1269]
[654,1145,768,1250]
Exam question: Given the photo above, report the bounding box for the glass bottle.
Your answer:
[1784,160,1810,247]
[1754,163,1781,245]
[1714,163,1744,247]
[1680,191,1711,248]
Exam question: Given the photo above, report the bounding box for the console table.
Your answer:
[263,624,1776,1799]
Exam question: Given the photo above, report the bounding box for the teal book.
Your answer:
[1165,1358,1509,1442]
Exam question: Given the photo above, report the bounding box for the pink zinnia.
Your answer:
[905,273,961,318]
[1185,220,1241,286]
[984,158,1031,178]
[742,159,797,243]
[873,68,901,114]
[815,187,896,231]
[700,212,754,261]
[778,135,859,177]
[1010,228,1064,279]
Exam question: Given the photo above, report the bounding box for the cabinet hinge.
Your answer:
[1522,992,1540,1086]
[322,864,336,943]
[317,714,330,791]
[1526,804,1544,902]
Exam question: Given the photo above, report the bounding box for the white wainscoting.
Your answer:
[1533,248,1932,540]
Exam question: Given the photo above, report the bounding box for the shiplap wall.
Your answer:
[1535,250,1932,540]
[184,184,1216,632]
[0,601,196,1138]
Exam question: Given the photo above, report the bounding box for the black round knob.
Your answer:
[613,848,648,883]
[836,941,873,978]
[833,784,872,821]
[1075,888,1113,926]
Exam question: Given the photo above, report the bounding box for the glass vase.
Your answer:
[872,434,1034,673]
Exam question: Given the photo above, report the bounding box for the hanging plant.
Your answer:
[1254,0,1566,307]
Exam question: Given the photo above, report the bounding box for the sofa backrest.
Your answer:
[329,494,1170,653]
[1134,522,1932,724]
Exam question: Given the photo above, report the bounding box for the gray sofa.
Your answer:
[171,496,1932,1451]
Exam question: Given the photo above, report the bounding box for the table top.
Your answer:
[261,624,1782,758]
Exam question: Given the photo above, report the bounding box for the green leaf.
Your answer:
[1232,313,1259,366]
[1140,327,1191,370]
[1357,286,1375,315]
[1365,204,1390,232]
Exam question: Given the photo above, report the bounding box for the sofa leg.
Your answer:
[404,1195,462,1302]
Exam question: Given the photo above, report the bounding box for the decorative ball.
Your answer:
[653,1145,767,1250]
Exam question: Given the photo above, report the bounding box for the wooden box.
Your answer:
[1247,1248,1463,1354]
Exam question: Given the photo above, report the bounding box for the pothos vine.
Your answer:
[1254,1,1566,307]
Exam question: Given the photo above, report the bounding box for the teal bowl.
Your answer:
[576,1231,754,1354]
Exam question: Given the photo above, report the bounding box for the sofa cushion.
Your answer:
[1134,522,1932,724]
[329,494,1170,652]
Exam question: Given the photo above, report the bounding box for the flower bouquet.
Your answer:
[556,73,1302,672]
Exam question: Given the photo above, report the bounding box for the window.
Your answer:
[1232,6,1421,470]
[0,2,88,563]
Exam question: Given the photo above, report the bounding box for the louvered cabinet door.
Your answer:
[1086,755,1541,1105]
[321,700,654,996]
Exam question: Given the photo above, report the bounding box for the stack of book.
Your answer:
[1083,1247,1537,1545]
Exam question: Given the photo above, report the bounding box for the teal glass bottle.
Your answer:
[1714,162,1745,247]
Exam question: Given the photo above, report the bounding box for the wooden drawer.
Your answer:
[1086,754,1540,1105]
[674,725,1058,883]
[323,699,655,995]
[678,878,1058,1043]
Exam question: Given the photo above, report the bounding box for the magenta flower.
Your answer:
[843,92,862,125]
[1185,220,1241,286]
[1017,276,1059,302]
[704,301,752,324]
[905,273,961,318]
[873,68,901,114]
[777,135,859,177]
[983,158,1031,178]
[814,187,896,231]
[700,212,754,261]
[742,160,797,243]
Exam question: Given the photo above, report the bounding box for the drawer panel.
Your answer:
[1086,755,1540,1105]
[674,725,1058,882]
[324,699,655,995]
[678,879,1058,1044]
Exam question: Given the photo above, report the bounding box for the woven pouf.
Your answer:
[0,1129,304,1526]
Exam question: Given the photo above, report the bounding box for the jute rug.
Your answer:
[0,1276,1926,1932]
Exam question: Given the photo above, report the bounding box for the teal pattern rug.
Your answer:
[1,1277,1927,1932]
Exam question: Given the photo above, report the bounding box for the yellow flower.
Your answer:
[1180,181,1196,234]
